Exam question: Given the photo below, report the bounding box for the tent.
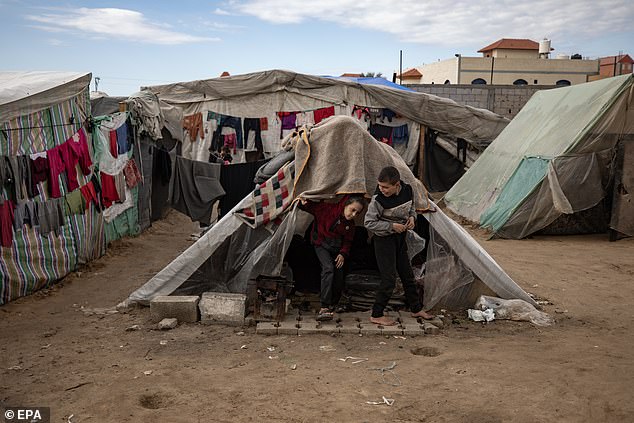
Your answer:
[126,116,535,311]
[0,71,105,304]
[142,69,509,170]
[0,72,154,305]
[445,74,634,239]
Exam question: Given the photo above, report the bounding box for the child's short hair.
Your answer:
[346,195,367,208]
[378,166,400,184]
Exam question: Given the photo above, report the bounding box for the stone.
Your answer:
[199,292,246,325]
[150,295,199,323]
[423,322,441,335]
[158,318,178,330]
[430,317,445,329]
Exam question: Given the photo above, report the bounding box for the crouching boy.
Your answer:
[364,166,433,326]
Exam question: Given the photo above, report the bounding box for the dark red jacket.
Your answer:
[301,196,355,257]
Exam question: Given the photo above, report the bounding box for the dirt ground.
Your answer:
[1,210,633,423]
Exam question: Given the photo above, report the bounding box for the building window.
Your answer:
[513,79,528,85]
[471,78,487,85]
[556,80,571,86]
[444,79,451,84]
[533,79,538,84]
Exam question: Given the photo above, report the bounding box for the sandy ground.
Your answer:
[1,210,633,423]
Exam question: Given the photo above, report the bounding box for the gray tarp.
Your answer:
[142,69,508,144]
[0,71,92,122]
[126,116,534,309]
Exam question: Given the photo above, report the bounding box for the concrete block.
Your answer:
[359,322,384,336]
[297,320,339,335]
[381,325,404,336]
[199,292,246,325]
[150,295,199,323]
[277,319,299,335]
[256,322,278,335]
[423,322,441,335]
[158,318,178,330]
[430,317,445,329]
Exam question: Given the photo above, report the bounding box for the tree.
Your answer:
[361,72,383,78]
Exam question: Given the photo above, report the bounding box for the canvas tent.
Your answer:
[0,71,105,304]
[142,69,509,170]
[445,74,634,239]
[125,116,535,311]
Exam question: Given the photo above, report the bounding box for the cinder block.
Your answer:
[277,319,299,335]
[256,322,278,335]
[150,295,199,323]
[381,325,404,336]
[199,292,246,325]
[423,322,441,335]
[359,323,384,336]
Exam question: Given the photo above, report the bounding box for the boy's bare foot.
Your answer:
[411,310,434,320]
[369,316,397,326]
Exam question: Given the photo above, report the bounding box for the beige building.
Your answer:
[416,38,599,86]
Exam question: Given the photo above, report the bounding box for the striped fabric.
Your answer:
[0,88,109,305]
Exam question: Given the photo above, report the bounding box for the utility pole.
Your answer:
[94,77,100,92]
[399,50,403,85]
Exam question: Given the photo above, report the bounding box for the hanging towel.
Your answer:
[392,124,409,145]
[313,106,335,124]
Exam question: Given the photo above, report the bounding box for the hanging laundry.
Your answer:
[183,112,204,141]
[13,200,38,231]
[351,105,365,120]
[46,145,66,198]
[212,115,243,152]
[115,122,131,154]
[382,108,397,123]
[218,159,269,217]
[64,189,85,215]
[108,131,119,158]
[243,118,264,153]
[369,124,393,145]
[392,124,409,145]
[102,186,134,223]
[365,107,382,125]
[170,155,225,225]
[80,181,101,212]
[66,128,93,176]
[37,197,65,236]
[0,200,15,247]
[17,156,34,199]
[123,159,142,189]
[30,156,49,197]
[223,133,238,154]
[296,112,315,126]
[313,106,335,124]
[0,156,17,201]
[100,172,120,208]
[90,174,103,210]
[114,171,127,204]
[277,112,297,139]
[59,142,80,192]
[259,117,268,131]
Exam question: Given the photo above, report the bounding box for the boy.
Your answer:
[364,166,433,326]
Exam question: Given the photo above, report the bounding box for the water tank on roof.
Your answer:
[571,53,582,60]
[555,53,570,60]
[539,39,551,58]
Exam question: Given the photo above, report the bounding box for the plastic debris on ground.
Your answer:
[366,396,394,406]
[467,308,495,322]
[473,295,554,326]
[338,356,368,364]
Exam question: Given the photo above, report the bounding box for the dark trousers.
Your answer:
[314,245,345,308]
[372,233,422,318]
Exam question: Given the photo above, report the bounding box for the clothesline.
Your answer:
[1,122,80,132]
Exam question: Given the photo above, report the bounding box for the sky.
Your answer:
[1,0,632,96]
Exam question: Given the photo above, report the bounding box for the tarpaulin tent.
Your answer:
[445,74,634,239]
[141,69,509,169]
[125,116,535,310]
[0,71,106,304]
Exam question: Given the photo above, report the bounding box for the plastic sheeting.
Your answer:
[142,69,508,145]
[0,71,92,122]
[445,74,634,238]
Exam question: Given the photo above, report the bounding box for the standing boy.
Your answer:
[364,166,434,326]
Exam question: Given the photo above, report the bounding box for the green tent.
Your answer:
[445,74,634,239]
